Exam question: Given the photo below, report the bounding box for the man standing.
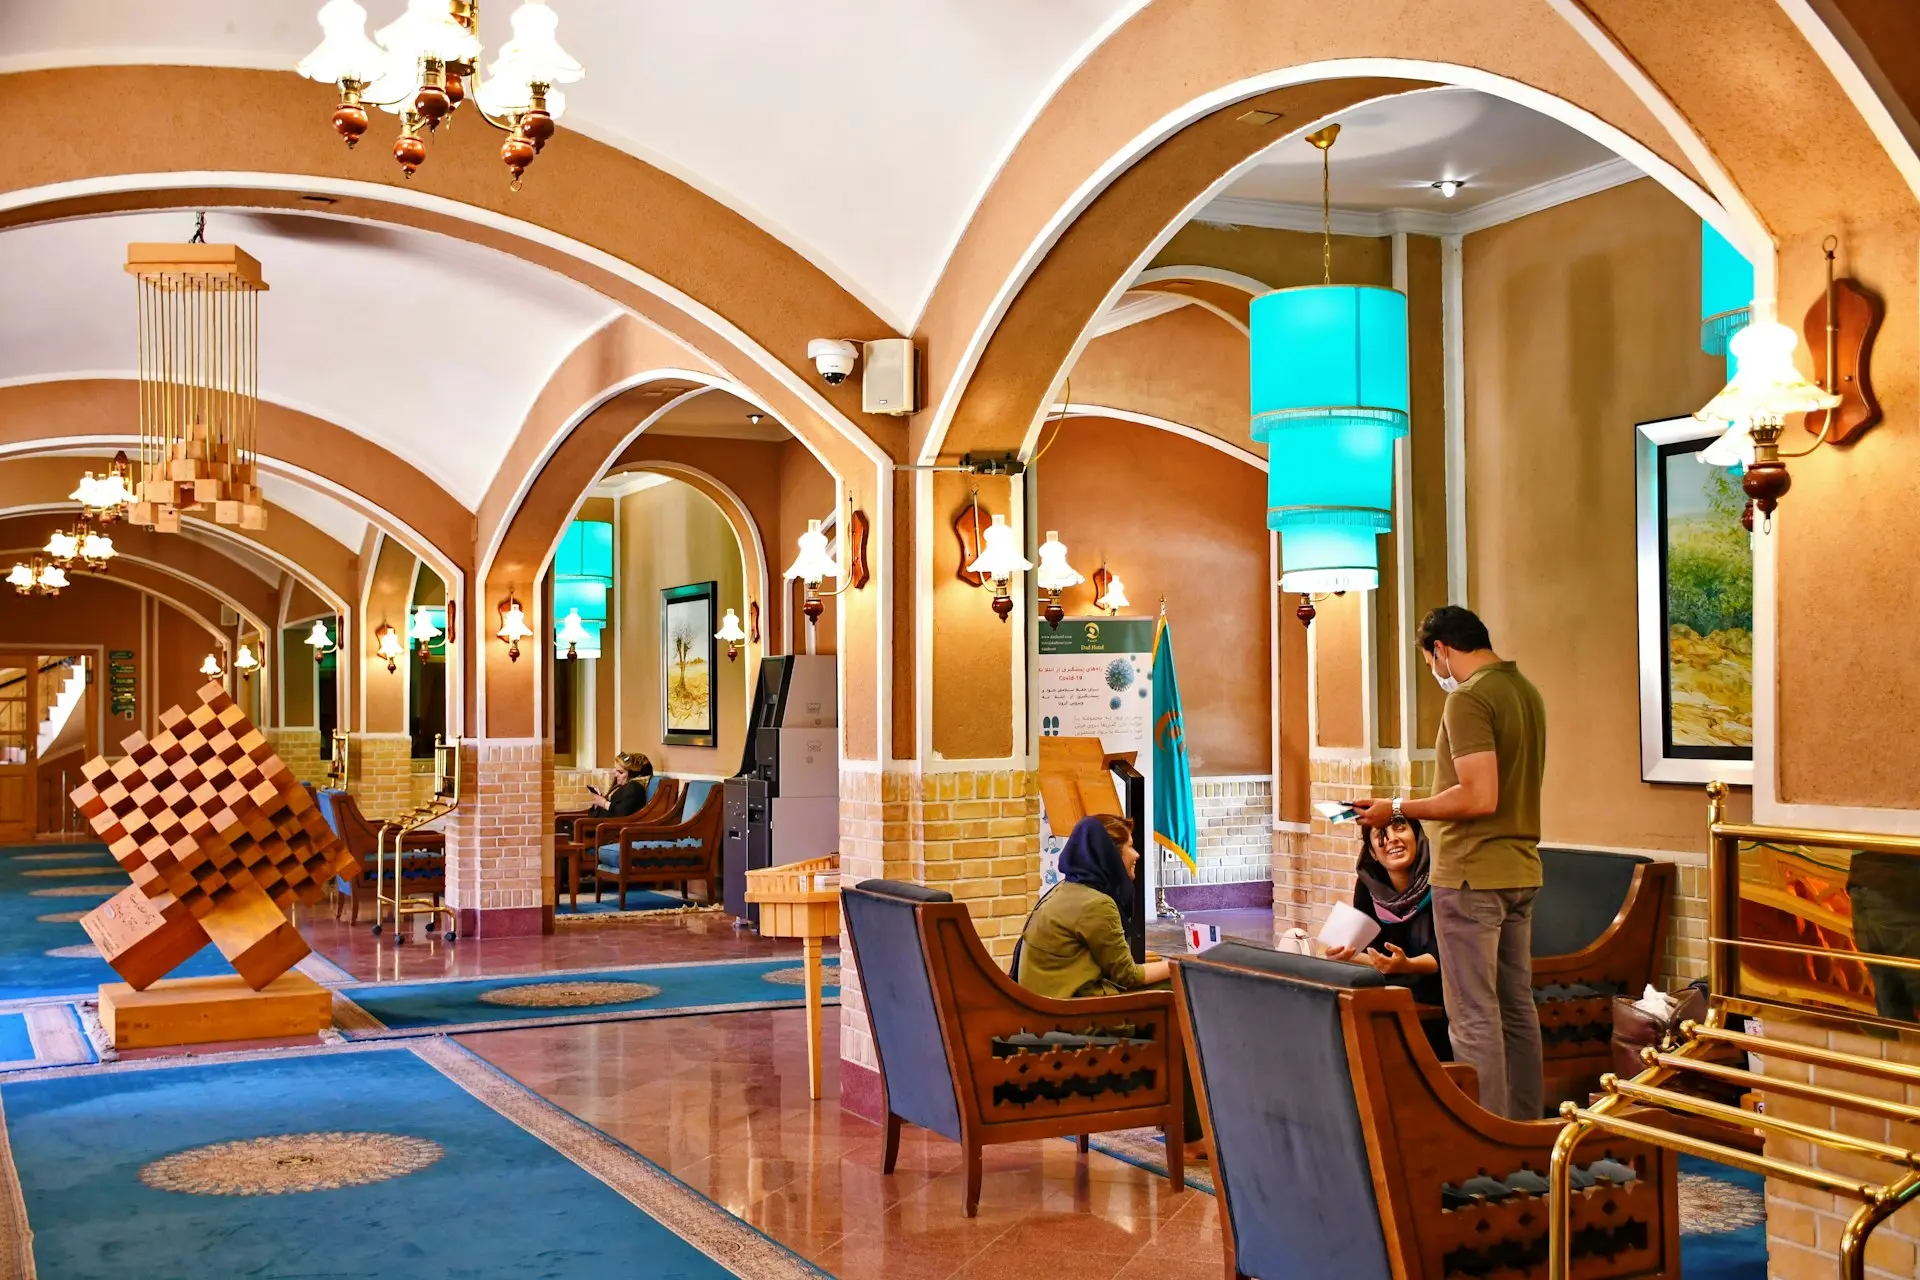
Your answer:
[1358,606,1546,1119]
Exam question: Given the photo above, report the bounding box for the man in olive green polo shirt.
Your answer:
[1358,606,1546,1119]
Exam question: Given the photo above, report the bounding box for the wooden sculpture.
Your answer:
[68,681,354,1046]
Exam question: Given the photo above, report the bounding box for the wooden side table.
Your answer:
[745,855,839,1100]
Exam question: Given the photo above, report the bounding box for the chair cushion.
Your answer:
[1201,941,1389,989]
[598,837,702,869]
[680,779,717,821]
[1534,847,1651,956]
[851,878,954,904]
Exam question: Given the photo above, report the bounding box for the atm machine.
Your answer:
[723,655,839,922]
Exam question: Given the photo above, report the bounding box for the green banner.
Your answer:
[1037,617,1155,656]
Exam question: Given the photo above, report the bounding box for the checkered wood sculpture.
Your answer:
[69,682,355,991]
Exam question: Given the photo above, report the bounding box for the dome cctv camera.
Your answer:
[807,338,859,385]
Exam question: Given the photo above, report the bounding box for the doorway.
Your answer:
[0,653,97,844]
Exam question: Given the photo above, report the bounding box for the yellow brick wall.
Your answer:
[1275,755,1433,934]
[347,733,413,822]
[552,766,614,814]
[837,765,1040,1073]
[443,738,553,914]
[267,727,324,790]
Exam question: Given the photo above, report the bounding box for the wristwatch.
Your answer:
[1390,796,1404,822]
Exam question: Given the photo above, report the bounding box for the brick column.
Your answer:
[265,727,323,789]
[838,764,1040,1120]
[443,737,551,938]
[1276,756,1434,935]
[347,732,413,821]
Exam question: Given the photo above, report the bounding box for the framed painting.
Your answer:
[661,581,718,747]
[1634,416,1754,784]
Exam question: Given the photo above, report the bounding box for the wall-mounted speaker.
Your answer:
[861,337,917,416]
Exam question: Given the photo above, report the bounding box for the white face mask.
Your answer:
[1431,650,1459,695]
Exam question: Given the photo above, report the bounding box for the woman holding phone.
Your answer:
[589,752,655,818]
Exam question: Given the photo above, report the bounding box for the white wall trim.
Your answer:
[1390,232,1419,758]
[1049,404,1267,471]
[1091,291,1194,337]
[1440,233,1468,605]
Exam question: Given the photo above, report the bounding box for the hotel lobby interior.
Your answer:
[0,1,1918,1276]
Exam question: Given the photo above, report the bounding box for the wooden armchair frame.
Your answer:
[1534,860,1676,1104]
[557,778,683,847]
[870,898,1185,1217]
[320,789,442,925]
[596,784,723,908]
[1175,952,1678,1280]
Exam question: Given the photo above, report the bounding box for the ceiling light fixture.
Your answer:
[8,557,66,596]
[71,452,134,523]
[44,516,116,573]
[1431,179,1464,198]
[297,0,585,188]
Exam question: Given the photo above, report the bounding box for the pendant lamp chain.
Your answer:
[1307,123,1342,287]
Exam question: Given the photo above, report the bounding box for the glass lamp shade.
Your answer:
[497,602,535,644]
[784,520,840,585]
[91,470,132,512]
[1252,284,1407,593]
[233,644,261,677]
[304,620,337,656]
[1695,320,1840,425]
[966,514,1032,581]
[476,78,567,121]
[715,608,748,644]
[69,474,100,507]
[1095,575,1129,612]
[408,605,444,647]
[374,0,482,64]
[298,0,390,84]
[1700,422,1756,471]
[1035,532,1084,593]
[35,563,68,592]
[477,1,583,118]
[555,608,593,648]
[7,563,35,593]
[1700,222,1754,360]
[43,530,78,563]
[199,653,225,680]
[79,530,114,566]
[374,623,405,669]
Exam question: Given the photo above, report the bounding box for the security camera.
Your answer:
[807,338,859,385]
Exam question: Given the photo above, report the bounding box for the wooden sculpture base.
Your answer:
[98,973,332,1049]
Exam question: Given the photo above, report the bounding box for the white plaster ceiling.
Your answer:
[1221,88,1625,215]
[0,209,620,508]
[0,0,1147,329]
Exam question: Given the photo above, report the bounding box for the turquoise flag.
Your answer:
[1151,616,1198,873]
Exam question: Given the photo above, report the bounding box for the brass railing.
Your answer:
[373,736,460,942]
[1547,782,1920,1280]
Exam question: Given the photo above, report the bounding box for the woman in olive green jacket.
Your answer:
[1013,814,1171,999]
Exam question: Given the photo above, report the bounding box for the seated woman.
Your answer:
[1014,814,1169,998]
[589,751,655,818]
[1328,814,1449,1058]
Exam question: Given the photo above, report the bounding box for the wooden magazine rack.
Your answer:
[1549,782,1920,1279]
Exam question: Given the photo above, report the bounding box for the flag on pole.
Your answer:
[1151,612,1198,873]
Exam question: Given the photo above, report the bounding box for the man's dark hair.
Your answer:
[1419,605,1492,655]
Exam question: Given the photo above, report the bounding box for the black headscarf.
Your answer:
[1013,816,1135,980]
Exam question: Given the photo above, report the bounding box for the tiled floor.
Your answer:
[466,1007,1226,1280]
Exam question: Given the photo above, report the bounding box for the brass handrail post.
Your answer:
[1546,1104,1592,1280]
[1841,1172,1920,1280]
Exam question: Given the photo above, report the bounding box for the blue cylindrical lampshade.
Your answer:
[1250,284,1408,593]
[1700,221,1753,362]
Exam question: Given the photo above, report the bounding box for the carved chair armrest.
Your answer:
[554,808,593,835]
[1441,1061,1480,1106]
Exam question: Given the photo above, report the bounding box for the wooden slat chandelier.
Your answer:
[125,232,269,534]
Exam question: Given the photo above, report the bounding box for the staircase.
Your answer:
[36,663,85,761]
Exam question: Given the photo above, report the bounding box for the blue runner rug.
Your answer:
[0,844,235,1000]
[332,957,841,1038]
[0,1040,825,1279]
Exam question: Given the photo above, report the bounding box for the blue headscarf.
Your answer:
[1057,815,1135,916]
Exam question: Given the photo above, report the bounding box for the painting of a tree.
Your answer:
[1662,446,1752,751]
[661,583,717,746]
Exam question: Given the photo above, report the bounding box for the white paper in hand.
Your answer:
[1317,901,1382,954]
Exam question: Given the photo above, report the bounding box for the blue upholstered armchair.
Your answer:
[593,778,723,908]
[1174,942,1680,1280]
[843,879,1186,1218]
[314,788,442,926]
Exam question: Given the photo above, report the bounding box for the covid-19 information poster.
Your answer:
[1036,617,1156,899]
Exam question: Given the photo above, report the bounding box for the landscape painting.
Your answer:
[1635,417,1754,783]
[661,581,717,747]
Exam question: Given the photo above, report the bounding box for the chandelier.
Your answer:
[298,0,585,188]
[71,452,134,523]
[44,517,116,572]
[127,234,269,534]
[7,557,67,596]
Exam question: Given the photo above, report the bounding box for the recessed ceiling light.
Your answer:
[1236,109,1283,126]
[1431,180,1465,199]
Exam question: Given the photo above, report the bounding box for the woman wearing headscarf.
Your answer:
[1328,814,1449,1056]
[1014,814,1170,999]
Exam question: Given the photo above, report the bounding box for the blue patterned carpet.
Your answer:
[0,844,234,1000]
[0,1043,824,1279]
[333,958,841,1038]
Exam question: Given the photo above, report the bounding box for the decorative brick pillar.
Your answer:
[1276,756,1433,936]
[1751,1018,1920,1278]
[443,737,551,938]
[837,764,1040,1120]
[1661,857,1710,990]
[347,732,413,821]
[551,766,611,814]
[265,727,323,789]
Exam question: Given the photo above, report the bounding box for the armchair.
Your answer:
[553,780,682,910]
[313,788,437,926]
[1175,942,1680,1280]
[842,879,1185,1218]
[594,780,723,908]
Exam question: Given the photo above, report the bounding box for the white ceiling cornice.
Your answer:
[1195,156,1642,240]
[1090,291,1193,337]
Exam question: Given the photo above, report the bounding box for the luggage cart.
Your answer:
[373,737,461,944]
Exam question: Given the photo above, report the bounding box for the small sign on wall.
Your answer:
[108,650,136,720]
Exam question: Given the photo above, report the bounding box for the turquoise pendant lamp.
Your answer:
[1250,124,1409,595]
[552,518,612,659]
[1700,220,1754,375]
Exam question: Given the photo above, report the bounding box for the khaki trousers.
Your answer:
[1433,885,1544,1120]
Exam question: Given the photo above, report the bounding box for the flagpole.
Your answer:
[1155,597,1182,921]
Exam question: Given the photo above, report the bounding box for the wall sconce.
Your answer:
[497,591,533,662]
[8,557,66,596]
[199,651,225,680]
[233,644,261,681]
[373,621,404,674]
[408,605,444,657]
[965,513,1031,624]
[1090,565,1129,617]
[305,618,338,663]
[555,607,591,661]
[784,519,840,624]
[1034,531,1084,631]
[715,607,747,661]
[1291,590,1347,628]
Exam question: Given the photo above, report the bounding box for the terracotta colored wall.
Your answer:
[615,479,750,776]
[1035,417,1271,776]
[280,627,317,727]
[1312,593,1365,750]
[1463,178,1753,850]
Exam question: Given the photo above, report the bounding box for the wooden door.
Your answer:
[0,659,33,844]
